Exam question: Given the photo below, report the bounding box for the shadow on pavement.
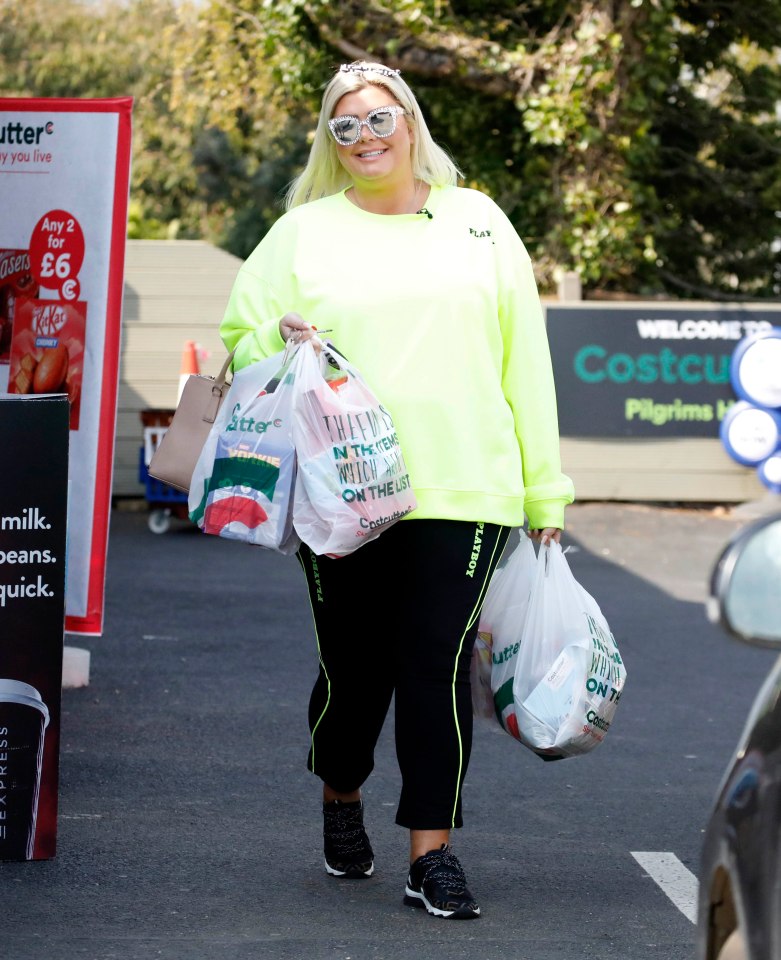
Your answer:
[0,509,775,960]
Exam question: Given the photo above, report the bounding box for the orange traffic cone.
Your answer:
[177,340,199,404]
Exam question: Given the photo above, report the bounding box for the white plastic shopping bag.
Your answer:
[472,534,536,724]
[511,542,626,758]
[188,349,300,553]
[291,340,417,557]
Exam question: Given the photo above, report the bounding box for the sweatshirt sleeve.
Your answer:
[220,267,287,370]
[219,219,294,369]
[493,206,575,529]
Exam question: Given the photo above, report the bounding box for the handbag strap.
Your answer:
[216,348,236,386]
[203,348,236,424]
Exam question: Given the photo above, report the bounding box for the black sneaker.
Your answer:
[323,799,374,878]
[403,844,480,919]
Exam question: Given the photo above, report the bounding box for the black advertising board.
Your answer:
[0,394,68,860]
[546,305,781,438]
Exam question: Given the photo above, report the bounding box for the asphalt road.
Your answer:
[1,501,778,960]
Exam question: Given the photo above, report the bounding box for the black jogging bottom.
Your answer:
[297,519,511,830]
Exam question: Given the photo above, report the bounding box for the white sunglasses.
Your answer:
[328,106,406,146]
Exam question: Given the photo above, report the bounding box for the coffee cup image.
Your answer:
[0,679,50,861]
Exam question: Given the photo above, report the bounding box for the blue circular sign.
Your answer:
[730,327,781,409]
[758,453,781,493]
[720,401,781,467]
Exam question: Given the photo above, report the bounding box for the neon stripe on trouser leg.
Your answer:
[296,551,330,775]
[449,524,507,827]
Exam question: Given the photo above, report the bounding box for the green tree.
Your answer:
[0,0,202,238]
[4,0,780,296]
[182,0,781,296]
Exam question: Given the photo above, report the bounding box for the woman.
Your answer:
[220,61,574,920]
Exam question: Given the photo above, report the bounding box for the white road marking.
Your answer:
[631,851,699,923]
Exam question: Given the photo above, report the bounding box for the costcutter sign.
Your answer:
[546,305,781,438]
[0,98,132,634]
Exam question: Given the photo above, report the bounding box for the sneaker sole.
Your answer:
[403,887,480,919]
[325,857,374,879]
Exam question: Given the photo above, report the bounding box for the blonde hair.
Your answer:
[285,61,462,209]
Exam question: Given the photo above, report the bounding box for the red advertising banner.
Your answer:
[0,97,133,635]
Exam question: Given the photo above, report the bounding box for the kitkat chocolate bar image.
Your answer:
[7,298,87,430]
[0,249,39,364]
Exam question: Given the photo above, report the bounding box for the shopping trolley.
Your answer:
[138,411,190,534]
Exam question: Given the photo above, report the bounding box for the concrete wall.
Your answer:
[115,241,767,503]
[117,240,242,496]
[560,436,764,502]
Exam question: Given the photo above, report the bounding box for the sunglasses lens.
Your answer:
[368,109,396,137]
[330,108,401,144]
[331,117,359,144]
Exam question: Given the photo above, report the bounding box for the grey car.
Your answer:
[697,511,781,960]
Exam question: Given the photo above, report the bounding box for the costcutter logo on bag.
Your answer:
[226,402,283,434]
[492,641,520,665]
[358,506,412,530]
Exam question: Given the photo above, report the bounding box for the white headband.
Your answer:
[339,64,401,79]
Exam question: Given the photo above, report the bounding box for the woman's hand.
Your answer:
[528,527,562,546]
[279,312,316,343]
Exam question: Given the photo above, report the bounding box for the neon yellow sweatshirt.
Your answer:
[220,184,574,529]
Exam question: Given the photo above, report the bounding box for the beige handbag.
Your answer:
[148,349,236,493]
